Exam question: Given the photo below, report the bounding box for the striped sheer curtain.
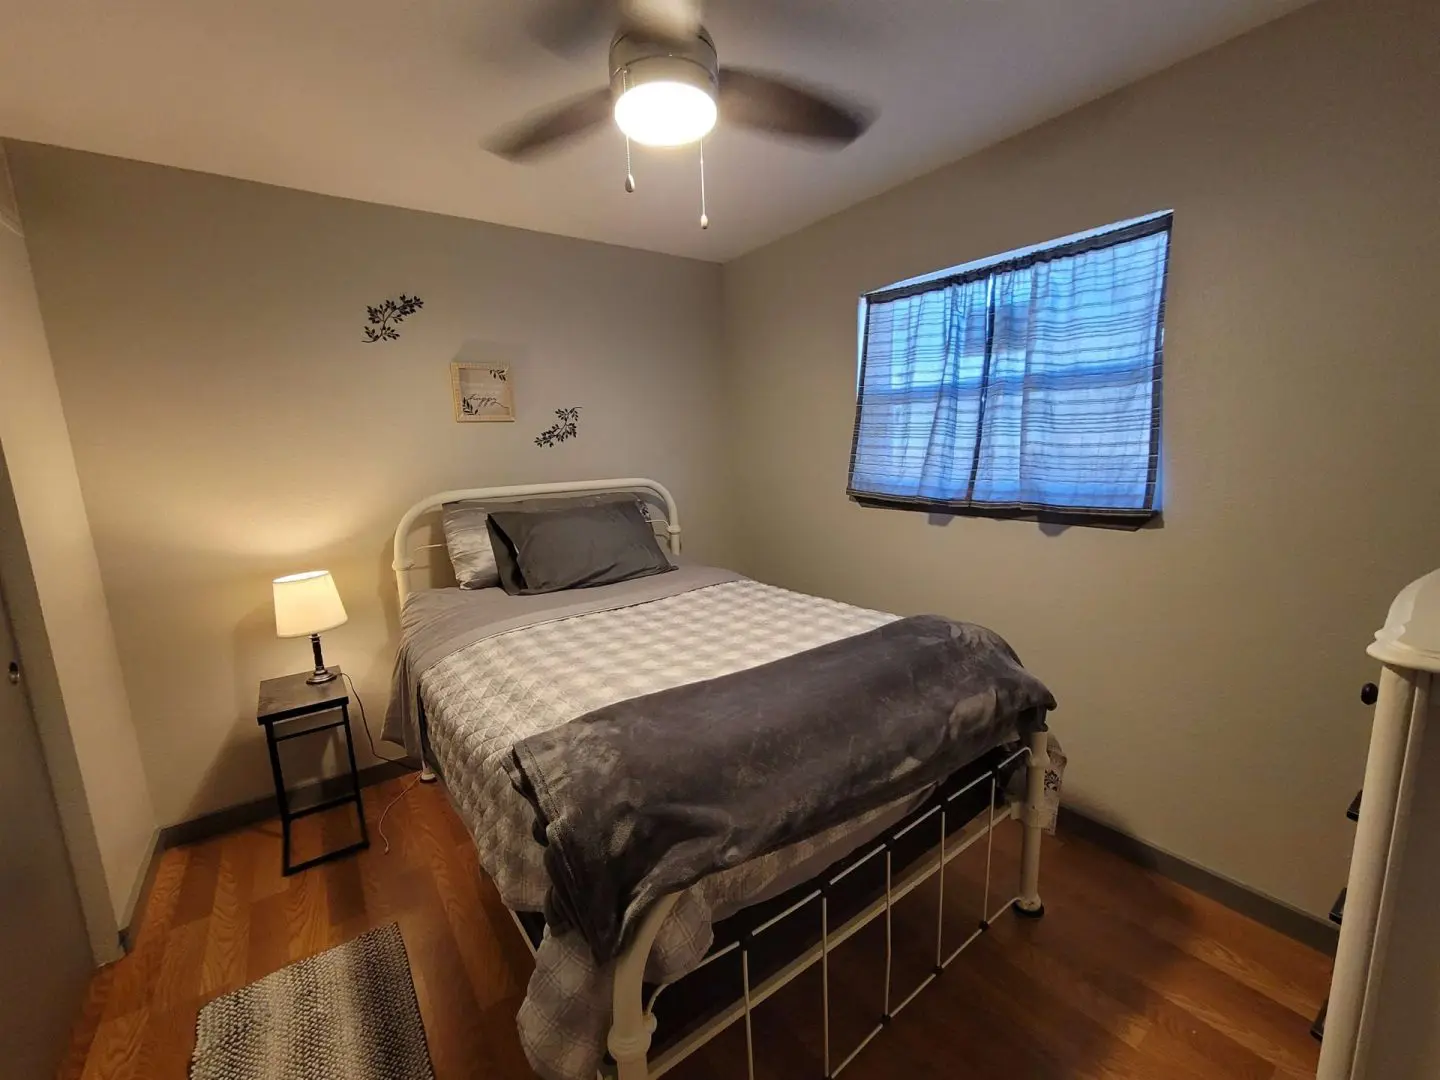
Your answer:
[848,214,1171,523]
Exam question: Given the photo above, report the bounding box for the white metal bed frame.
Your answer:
[392,477,1049,1080]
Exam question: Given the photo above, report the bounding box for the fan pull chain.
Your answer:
[622,68,636,193]
[698,140,709,230]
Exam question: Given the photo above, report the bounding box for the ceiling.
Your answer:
[0,0,1313,262]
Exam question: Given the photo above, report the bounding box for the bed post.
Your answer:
[1014,722,1049,918]
[609,893,679,1080]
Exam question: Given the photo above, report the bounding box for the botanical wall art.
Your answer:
[535,407,581,447]
[451,362,515,422]
[363,294,424,342]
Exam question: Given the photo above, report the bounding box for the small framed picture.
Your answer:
[451,362,514,423]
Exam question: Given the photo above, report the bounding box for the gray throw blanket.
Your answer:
[506,614,1056,964]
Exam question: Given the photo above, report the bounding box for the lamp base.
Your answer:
[306,633,337,685]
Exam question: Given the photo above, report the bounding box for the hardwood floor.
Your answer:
[61,776,1329,1079]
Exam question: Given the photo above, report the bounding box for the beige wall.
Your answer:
[0,151,156,960]
[8,144,733,825]
[722,0,1440,919]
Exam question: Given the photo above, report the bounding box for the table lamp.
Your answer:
[273,570,347,684]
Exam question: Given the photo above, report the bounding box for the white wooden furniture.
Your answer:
[1319,568,1440,1080]
[391,478,1051,1080]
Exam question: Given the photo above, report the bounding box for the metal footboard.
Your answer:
[608,726,1051,1080]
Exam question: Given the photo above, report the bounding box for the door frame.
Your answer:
[0,448,114,964]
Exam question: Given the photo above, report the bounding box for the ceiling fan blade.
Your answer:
[620,0,702,42]
[717,67,872,145]
[705,0,889,51]
[485,88,614,161]
[525,0,615,56]
[524,0,702,53]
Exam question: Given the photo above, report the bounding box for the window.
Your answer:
[847,213,1172,524]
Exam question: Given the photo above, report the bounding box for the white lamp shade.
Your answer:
[273,570,348,638]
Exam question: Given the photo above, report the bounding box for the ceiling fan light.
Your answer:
[614,80,717,147]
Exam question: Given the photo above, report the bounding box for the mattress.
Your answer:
[419,576,920,914]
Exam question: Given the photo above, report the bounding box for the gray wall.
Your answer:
[721,0,1440,919]
[9,145,733,825]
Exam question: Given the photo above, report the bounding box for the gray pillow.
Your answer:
[485,513,527,594]
[443,491,641,590]
[487,500,675,595]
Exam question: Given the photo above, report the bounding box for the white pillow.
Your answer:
[440,501,500,589]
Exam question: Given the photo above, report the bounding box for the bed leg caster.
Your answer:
[1015,726,1049,922]
[419,766,438,784]
[1013,897,1046,919]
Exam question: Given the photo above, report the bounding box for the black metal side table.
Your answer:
[257,667,370,875]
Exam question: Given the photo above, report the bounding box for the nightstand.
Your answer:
[257,667,370,875]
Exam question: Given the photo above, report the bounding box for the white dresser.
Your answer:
[1319,569,1440,1079]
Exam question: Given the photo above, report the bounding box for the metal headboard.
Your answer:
[391,477,682,604]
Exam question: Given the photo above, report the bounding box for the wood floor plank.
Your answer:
[406,893,490,1080]
[151,920,208,1017]
[80,1004,148,1080]
[198,833,253,1000]
[56,967,113,1080]
[946,934,1187,1080]
[66,776,1333,1080]
[98,848,191,1028]
[137,998,198,1080]
[403,783,523,1010]
[1028,864,1321,1074]
[170,841,223,928]
[137,847,190,939]
[248,821,289,901]
[981,889,1280,1078]
[282,859,331,962]
[982,924,1153,1051]
[322,854,369,943]
[1046,829,1329,1018]
[244,888,291,984]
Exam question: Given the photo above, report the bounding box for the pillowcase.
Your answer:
[440,501,500,590]
[486,500,675,595]
[443,491,644,590]
[485,513,527,594]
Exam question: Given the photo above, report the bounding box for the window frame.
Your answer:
[847,213,1172,527]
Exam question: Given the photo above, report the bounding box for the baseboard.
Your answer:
[116,827,165,954]
[157,758,415,851]
[1059,810,1340,956]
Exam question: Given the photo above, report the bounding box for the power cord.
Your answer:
[341,671,405,765]
[376,773,424,855]
[340,670,418,853]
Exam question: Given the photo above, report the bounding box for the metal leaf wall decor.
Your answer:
[363,294,425,342]
[535,407,581,447]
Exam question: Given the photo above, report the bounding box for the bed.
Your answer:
[383,478,1060,1080]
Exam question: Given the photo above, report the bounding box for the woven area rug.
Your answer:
[190,923,435,1080]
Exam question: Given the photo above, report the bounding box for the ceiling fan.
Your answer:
[485,0,874,216]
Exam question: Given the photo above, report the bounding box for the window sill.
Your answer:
[849,494,1161,531]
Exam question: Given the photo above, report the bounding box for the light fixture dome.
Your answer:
[615,79,716,147]
[610,30,718,148]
